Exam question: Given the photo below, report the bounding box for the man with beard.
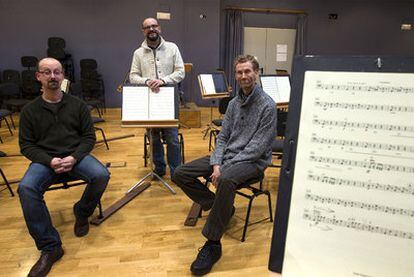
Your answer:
[129,17,185,179]
[172,55,277,275]
[18,58,110,276]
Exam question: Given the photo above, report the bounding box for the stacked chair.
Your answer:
[47,37,75,82]
[80,59,106,116]
[21,56,41,99]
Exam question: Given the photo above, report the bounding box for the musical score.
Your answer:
[282,71,414,277]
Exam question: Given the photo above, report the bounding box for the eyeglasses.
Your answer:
[38,70,63,77]
[142,24,159,30]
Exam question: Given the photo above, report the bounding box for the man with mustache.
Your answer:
[18,58,110,276]
[129,17,185,179]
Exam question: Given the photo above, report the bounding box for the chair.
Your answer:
[92,117,109,150]
[21,70,41,99]
[208,96,232,151]
[0,83,30,112]
[80,59,106,113]
[143,132,185,167]
[184,172,273,242]
[270,107,289,167]
[0,168,14,196]
[46,173,104,221]
[47,37,75,81]
[21,56,38,70]
[0,108,15,140]
[2,70,20,86]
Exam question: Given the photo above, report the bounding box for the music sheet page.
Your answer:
[261,76,280,103]
[121,86,149,121]
[149,86,175,120]
[199,74,216,95]
[283,71,414,277]
[276,76,291,103]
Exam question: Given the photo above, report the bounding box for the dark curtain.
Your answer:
[224,10,244,94]
[294,14,307,55]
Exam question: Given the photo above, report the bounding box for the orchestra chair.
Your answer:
[92,117,109,150]
[0,108,15,138]
[0,168,14,197]
[46,173,105,223]
[208,96,232,151]
[143,132,185,167]
[184,172,273,242]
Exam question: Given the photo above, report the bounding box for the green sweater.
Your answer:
[19,94,96,166]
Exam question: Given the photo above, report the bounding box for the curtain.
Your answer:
[294,14,307,55]
[224,10,244,94]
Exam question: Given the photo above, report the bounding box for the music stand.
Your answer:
[90,85,179,224]
[198,72,230,138]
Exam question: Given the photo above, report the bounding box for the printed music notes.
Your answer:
[282,71,414,277]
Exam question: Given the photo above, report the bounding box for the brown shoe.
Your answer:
[73,205,89,237]
[28,247,64,277]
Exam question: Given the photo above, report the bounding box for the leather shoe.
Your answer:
[28,247,64,277]
[190,242,222,275]
[73,205,89,237]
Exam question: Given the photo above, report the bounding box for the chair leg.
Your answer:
[265,190,273,222]
[97,200,103,219]
[0,168,14,197]
[5,118,13,136]
[179,133,185,163]
[9,114,16,129]
[95,127,109,150]
[241,196,255,242]
[144,133,148,167]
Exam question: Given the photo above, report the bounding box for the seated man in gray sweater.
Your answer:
[172,54,277,275]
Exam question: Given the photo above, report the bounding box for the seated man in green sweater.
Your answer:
[172,55,277,275]
[18,58,110,277]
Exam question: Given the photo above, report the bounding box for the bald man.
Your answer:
[129,17,185,179]
[18,58,110,276]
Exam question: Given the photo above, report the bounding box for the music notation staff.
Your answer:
[307,173,414,196]
[312,118,414,133]
[305,192,414,217]
[309,155,414,173]
[302,211,414,240]
[310,134,414,153]
[315,83,414,94]
[314,100,414,113]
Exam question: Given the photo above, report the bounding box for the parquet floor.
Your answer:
[0,107,282,276]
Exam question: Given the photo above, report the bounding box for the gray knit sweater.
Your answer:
[210,84,277,171]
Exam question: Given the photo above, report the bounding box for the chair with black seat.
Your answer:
[0,83,30,112]
[21,70,41,99]
[47,37,66,60]
[46,173,104,222]
[208,96,232,151]
[184,172,272,242]
[3,70,21,86]
[80,59,106,113]
[21,56,38,70]
[0,168,14,196]
[143,132,185,167]
[0,108,15,139]
[92,117,109,150]
[270,107,289,167]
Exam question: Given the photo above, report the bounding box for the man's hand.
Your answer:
[60,156,77,172]
[210,165,221,187]
[50,157,65,174]
[146,79,165,92]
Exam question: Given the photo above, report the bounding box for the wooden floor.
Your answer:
[0,107,282,276]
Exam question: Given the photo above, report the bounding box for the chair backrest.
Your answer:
[21,56,38,70]
[80,59,98,71]
[0,83,21,98]
[47,48,66,60]
[276,108,288,137]
[2,70,20,85]
[69,82,83,98]
[218,96,232,115]
[48,37,66,49]
[21,70,41,98]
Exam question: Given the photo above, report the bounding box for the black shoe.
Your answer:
[73,205,89,237]
[190,242,222,276]
[28,247,64,277]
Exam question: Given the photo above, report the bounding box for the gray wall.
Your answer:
[1,0,414,107]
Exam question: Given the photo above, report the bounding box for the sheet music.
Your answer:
[283,71,414,277]
[121,86,149,121]
[199,74,216,95]
[149,86,175,120]
[260,76,291,103]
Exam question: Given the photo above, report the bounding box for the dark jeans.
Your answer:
[172,156,262,241]
[17,155,110,252]
[151,127,181,177]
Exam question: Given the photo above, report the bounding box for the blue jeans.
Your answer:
[17,155,110,252]
[151,127,181,176]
